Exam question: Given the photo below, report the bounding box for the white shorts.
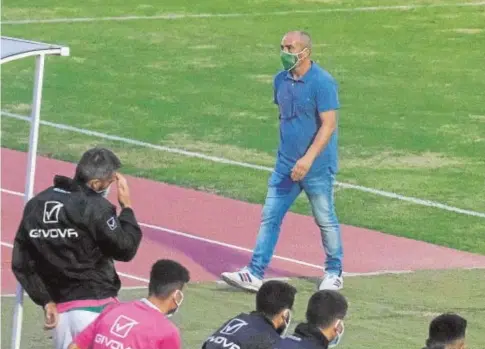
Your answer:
[52,310,100,349]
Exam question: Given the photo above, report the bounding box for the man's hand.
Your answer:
[291,110,337,182]
[291,154,315,181]
[44,302,59,330]
[116,173,132,209]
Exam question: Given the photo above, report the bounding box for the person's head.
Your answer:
[74,147,121,196]
[280,30,312,72]
[255,280,297,336]
[424,313,467,349]
[147,259,190,317]
[305,290,348,347]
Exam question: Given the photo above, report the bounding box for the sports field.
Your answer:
[1,0,485,348]
[2,270,485,348]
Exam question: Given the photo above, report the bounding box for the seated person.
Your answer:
[278,290,348,349]
[202,280,297,349]
[68,259,190,349]
[422,313,467,349]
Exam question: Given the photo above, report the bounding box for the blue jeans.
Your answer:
[247,169,343,279]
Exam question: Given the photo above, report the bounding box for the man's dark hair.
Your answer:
[74,147,121,182]
[306,290,348,328]
[424,313,467,349]
[148,259,190,298]
[255,280,297,317]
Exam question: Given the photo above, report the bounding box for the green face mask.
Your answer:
[280,48,307,71]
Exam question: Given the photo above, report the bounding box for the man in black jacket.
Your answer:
[277,290,348,349]
[202,280,297,349]
[11,147,143,349]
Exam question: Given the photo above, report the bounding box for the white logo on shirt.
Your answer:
[95,334,134,349]
[110,315,139,338]
[107,216,117,231]
[220,318,248,335]
[29,228,78,239]
[43,201,63,224]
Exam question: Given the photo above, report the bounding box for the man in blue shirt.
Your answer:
[276,290,348,349]
[221,30,344,292]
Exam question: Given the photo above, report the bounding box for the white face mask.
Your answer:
[95,184,111,198]
[166,290,184,318]
[328,320,345,348]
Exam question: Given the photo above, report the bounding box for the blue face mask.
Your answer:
[328,320,344,348]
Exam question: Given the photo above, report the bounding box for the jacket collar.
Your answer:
[249,311,277,330]
[53,175,98,196]
[293,323,330,348]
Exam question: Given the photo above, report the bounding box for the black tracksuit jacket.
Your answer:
[11,175,142,307]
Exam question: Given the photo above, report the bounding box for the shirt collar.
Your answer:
[140,298,161,312]
[293,323,330,348]
[249,311,277,330]
[53,175,80,192]
[53,175,103,197]
[285,61,316,82]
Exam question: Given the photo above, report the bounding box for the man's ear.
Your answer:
[86,179,97,190]
[301,47,311,60]
[283,308,292,320]
[275,308,289,325]
[174,289,184,304]
[333,319,343,333]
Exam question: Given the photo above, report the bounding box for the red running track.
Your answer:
[2,148,485,294]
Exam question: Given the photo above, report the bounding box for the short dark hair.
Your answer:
[306,290,348,328]
[425,313,467,349]
[255,280,297,317]
[74,147,121,183]
[148,259,190,298]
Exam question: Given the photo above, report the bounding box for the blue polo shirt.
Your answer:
[273,61,340,177]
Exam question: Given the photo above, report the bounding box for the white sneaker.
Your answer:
[220,267,263,293]
[319,273,343,291]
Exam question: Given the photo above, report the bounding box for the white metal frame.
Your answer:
[1,36,70,349]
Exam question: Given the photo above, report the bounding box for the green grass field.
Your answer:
[2,0,485,254]
[1,0,485,348]
[2,270,485,349]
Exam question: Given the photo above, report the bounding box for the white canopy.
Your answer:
[1,36,69,63]
[1,36,70,349]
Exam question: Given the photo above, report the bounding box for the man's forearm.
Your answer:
[305,118,336,160]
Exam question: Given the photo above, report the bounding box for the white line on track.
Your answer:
[1,187,415,281]
[3,111,485,219]
[0,241,149,283]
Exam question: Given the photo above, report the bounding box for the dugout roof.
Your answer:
[1,36,70,64]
